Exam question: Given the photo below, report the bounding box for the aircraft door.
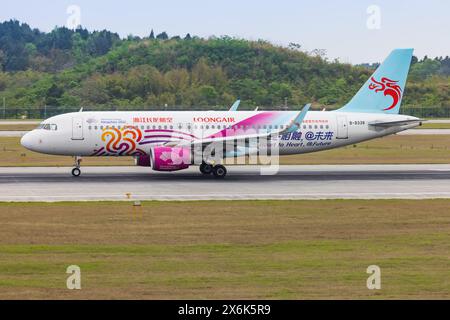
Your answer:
[336,116,348,139]
[72,117,84,140]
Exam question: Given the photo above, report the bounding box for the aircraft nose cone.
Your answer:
[20,132,34,151]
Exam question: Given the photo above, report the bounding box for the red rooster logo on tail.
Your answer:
[368,77,402,111]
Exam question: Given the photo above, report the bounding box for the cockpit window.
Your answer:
[37,123,57,131]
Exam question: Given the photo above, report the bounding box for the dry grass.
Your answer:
[1,135,450,167]
[0,200,449,299]
[0,137,134,166]
[281,135,450,164]
[0,124,37,131]
[418,123,450,129]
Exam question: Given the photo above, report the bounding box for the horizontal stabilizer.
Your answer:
[368,119,423,127]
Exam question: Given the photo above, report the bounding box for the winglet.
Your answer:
[229,100,240,111]
[283,104,310,133]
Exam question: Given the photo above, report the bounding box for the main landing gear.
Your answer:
[199,162,227,178]
[72,156,82,177]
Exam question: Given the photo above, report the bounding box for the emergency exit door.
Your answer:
[336,116,348,139]
[72,117,84,140]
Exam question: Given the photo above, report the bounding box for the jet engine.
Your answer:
[136,147,191,172]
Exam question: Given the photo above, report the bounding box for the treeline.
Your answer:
[0,20,122,72]
[0,20,449,115]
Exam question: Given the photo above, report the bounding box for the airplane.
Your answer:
[21,49,422,178]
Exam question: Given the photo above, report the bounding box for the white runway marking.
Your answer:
[397,129,450,135]
[0,131,28,137]
[1,165,450,201]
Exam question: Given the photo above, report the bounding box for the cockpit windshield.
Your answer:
[37,123,57,131]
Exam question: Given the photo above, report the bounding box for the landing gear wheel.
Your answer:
[71,167,81,177]
[213,165,227,179]
[200,162,213,175]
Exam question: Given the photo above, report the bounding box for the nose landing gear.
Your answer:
[199,162,227,178]
[71,167,81,177]
[72,156,82,177]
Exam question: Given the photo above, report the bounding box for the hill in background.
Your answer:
[0,19,449,117]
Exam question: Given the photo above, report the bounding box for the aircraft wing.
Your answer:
[283,104,310,133]
[229,100,241,111]
[164,104,310,153]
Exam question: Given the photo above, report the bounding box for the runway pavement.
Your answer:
[0,131,28,137]
[397,129,450,135]
[1,165,450,201]
[427,119,450,123]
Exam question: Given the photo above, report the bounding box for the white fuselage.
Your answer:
[20,110,420,158]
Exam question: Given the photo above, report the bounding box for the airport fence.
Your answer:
[1,105,450,119]
[399,106,450,118]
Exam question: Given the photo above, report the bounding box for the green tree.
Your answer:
[156,32,168,40]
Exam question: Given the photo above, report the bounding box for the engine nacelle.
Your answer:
[150,146,191,171]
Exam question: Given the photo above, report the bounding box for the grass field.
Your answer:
[0,124,37,131]
[0,137,133,166]
[0,200,449,299]
[2,134,449,166]
[418,123,450,129]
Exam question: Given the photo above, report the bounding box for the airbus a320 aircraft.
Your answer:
[21,49,421,178]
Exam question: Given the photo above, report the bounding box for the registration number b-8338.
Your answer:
[349,120,366,126]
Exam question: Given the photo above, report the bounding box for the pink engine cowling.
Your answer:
[135,147,191,171]
[150,146,191,171]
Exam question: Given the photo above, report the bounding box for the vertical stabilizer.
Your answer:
[336,49,413,114]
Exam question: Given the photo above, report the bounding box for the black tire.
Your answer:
[72,167,81,177]
[200,163,213,175]
[213,165,227,178]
